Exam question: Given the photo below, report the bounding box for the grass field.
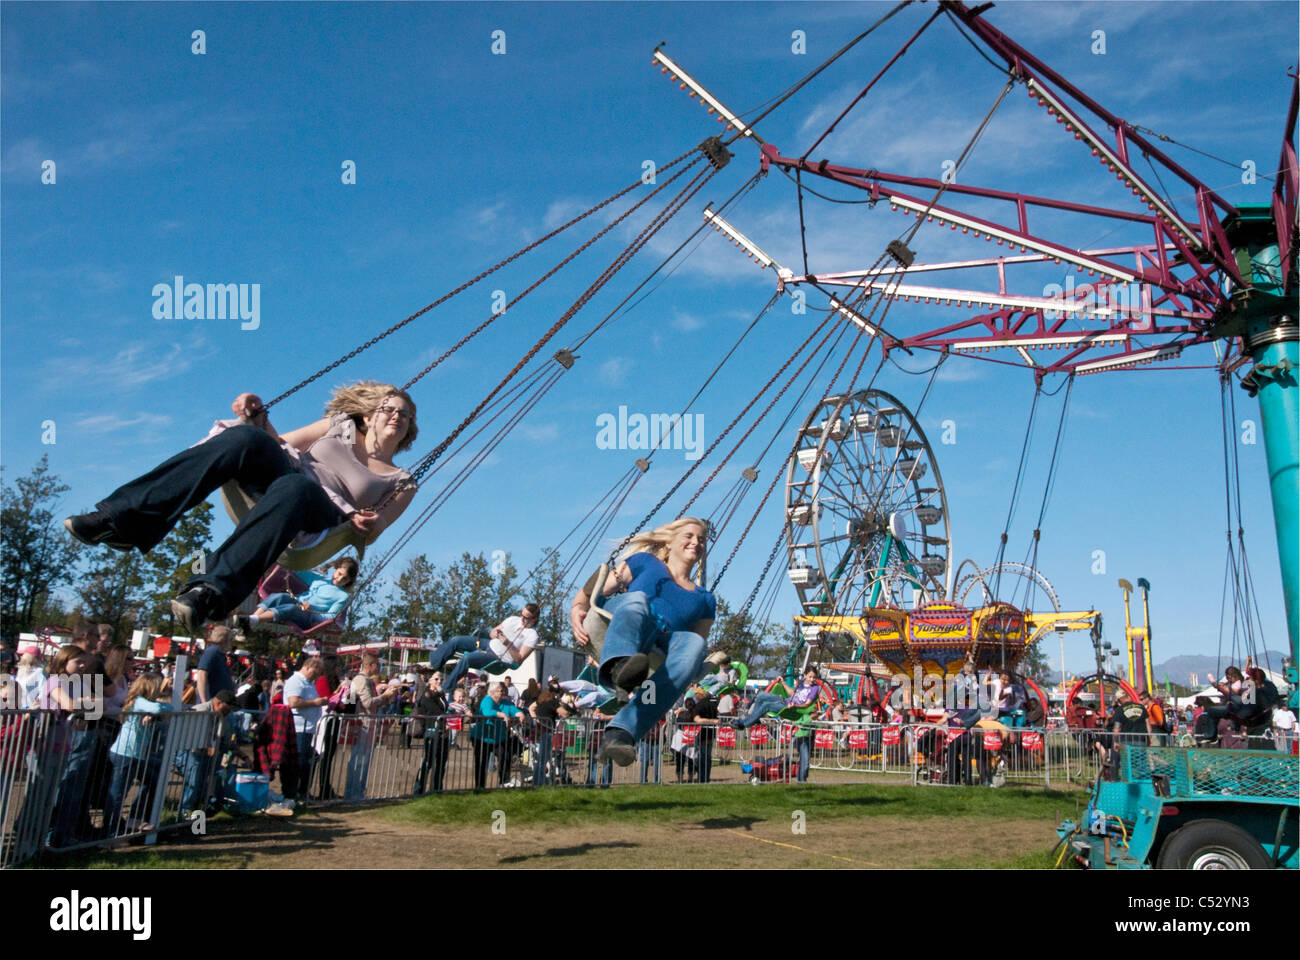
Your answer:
[31,781,1089,869]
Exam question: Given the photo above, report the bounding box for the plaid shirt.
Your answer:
[254,703,299,775]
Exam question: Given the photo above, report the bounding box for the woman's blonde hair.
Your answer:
[619,517,709,574]
[326,381,419,453]
[124,673,167,713]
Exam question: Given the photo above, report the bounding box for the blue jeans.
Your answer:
[734,692,785,729]
[178,748,212,814]
[597,592,707,741]
[50,726,98,846]
[290,730,317,800]
[796,735,811,782]
[345,727,374,801]
[639,733,660,783]
[427,634,490,671]
[444,649,500,695]
[260,593,330,630]
[97,425,345,611]
[105,753,163,829]
[534,728,554,786]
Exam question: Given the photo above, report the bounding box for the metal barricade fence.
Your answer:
[15,698,1283,868]
[907,723,1052,788]
[1,708,221,868]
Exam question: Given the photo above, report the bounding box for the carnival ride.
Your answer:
[647,1,1295,711]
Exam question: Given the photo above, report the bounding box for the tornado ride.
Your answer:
[654,0,1297,867]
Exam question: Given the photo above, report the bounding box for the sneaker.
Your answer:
[598,727,636,767]
[264,801,293,817]
[171,585,224,636]
[63,511,133,551]
[610,654,651,694]
[704,650,730,672]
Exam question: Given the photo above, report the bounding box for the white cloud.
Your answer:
[671,309,704,332]
[598,357,630,387]
[74,412,173,435]
[53,339,210,389]
[475,201,508,225]
[1,102,254,177]
[521,422,560,443]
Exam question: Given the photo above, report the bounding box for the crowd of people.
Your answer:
[3,596,1294,846]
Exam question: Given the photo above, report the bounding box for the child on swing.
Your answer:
[247,557,358,631]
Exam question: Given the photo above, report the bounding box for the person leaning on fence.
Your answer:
[104,673,174,834]
[1096,689,1151,779]
[18,645,95,850]
[413,670,449,795]
[345,653,404,801]
[575,518,716,768]
[471,682,523,790]
[195,626,236,705]
[178,689,236,815]
[14,645,46,709]
[285,658,329,801]
[314,653,347,799]
[257,702,301,816]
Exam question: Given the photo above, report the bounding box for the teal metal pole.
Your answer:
[1225,203,1299,671]
[1253,335,1299,654]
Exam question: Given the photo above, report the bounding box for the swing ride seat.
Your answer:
[220,479,365,572]
[253,564,349,637]
[443,654,511,676]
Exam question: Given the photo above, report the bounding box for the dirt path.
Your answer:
[125,805,1055,869]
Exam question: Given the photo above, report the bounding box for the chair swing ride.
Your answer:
[220,2,1294,725]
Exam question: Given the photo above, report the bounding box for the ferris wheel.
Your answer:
[783,388,952,620]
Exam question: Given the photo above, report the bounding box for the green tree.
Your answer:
[0,456,81,638]
[379,554,442,641]
[338,558,386,646]
[142,501,215,633]
[708,597,790,677]
[75,546,150,637]
[525,547,568,646]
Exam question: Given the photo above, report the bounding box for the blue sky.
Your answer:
[3,1,1295,678]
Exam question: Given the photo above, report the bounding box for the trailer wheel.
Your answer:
[1155,819,1271,870]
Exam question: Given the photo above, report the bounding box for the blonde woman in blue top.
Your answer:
[580,518,716,767]
[105,674,173,832]
[248,557,358,630]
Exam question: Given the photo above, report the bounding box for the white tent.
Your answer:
[1171,686,1223,710]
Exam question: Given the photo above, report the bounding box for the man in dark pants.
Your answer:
[414,672,449,794]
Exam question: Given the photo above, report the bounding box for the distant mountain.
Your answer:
[1152,651,1290,685]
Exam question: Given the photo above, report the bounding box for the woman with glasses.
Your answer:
[63,381,417,634]
[433,604,542,696]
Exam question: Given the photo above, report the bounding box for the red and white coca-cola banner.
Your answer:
[944,728,965,745]
[445,716,463,731]
[847,730,870,749]
[882,726,900,746]
[681,725,700,745]
[1021,730,1043,751]
[749,727,770,746]
[983,732,1003,751]
[717,727,737,748]
[813,730,835,749]
[779,724,796,744]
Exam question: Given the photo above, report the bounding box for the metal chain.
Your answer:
[400,155,707,393]
[403,161,717,492]
[262,144,701,410]
[610,302,832,560]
